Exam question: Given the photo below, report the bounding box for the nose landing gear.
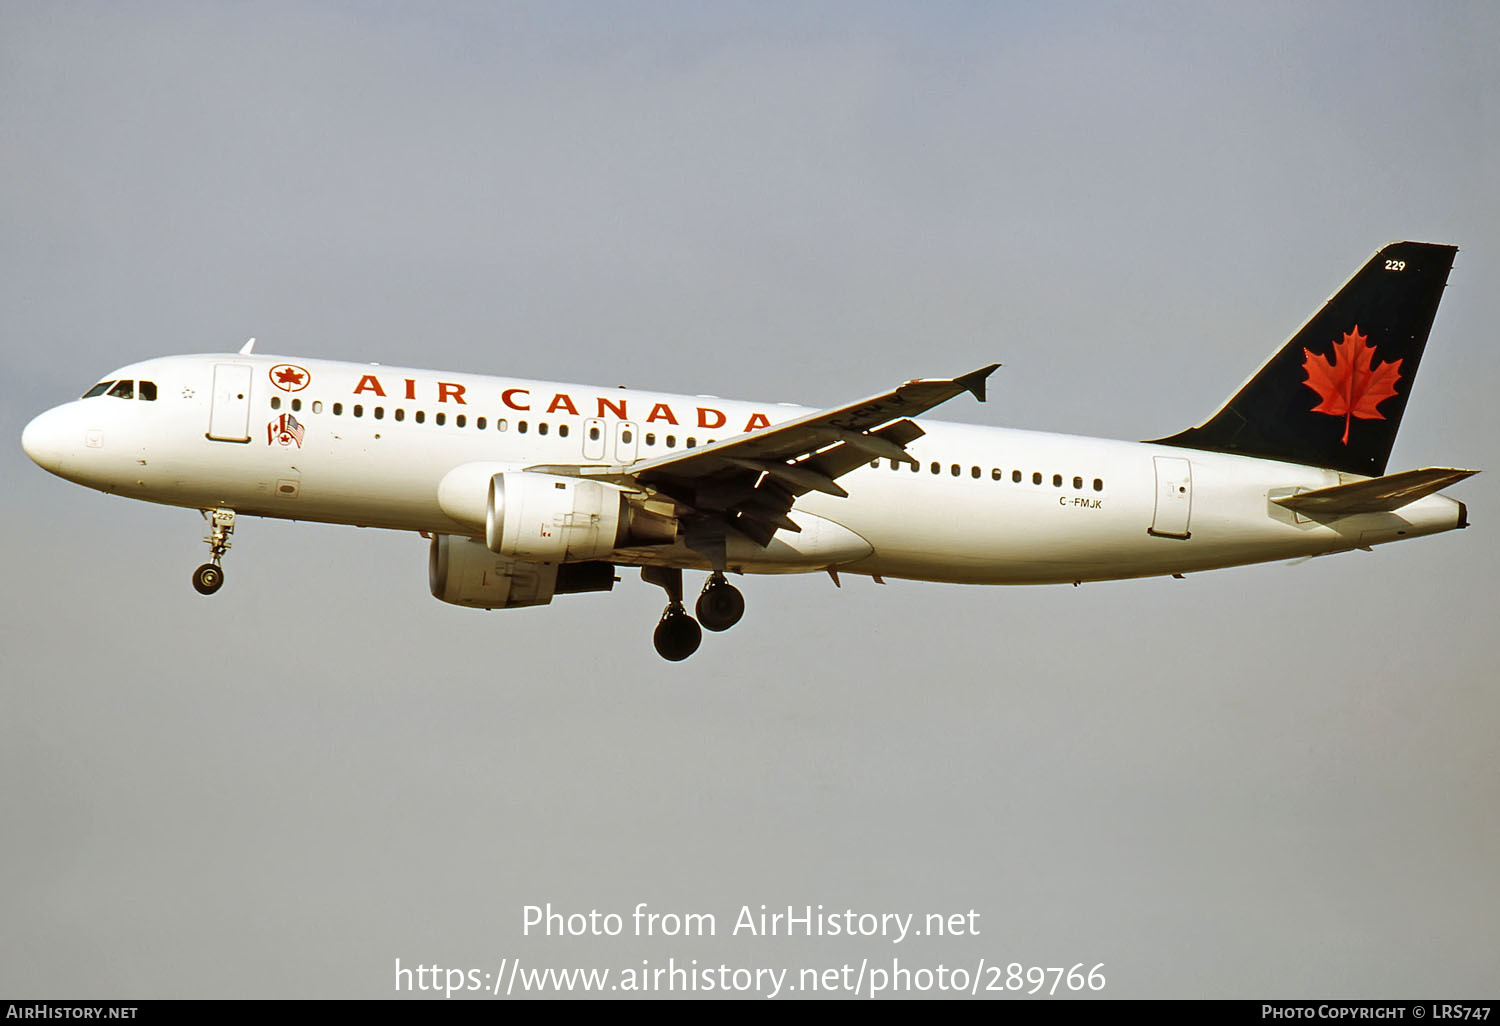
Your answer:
[192,508,235,596]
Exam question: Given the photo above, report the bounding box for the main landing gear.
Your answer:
[696,571,745,632]
[192,508,235,596]
[642,567,746,660]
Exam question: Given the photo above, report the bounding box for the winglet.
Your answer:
[956,363,1000,403]
[239,337,257,355]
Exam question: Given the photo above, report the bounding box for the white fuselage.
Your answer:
[22,353,1467,584]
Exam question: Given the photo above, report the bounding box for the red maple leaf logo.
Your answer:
[1301,326,1402,445]
[268,364,311,392]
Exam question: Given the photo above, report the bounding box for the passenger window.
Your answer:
[870,460,879,469]
[290,397,301,411]
[1052,474,1062,487]
[930,462,940,475]
[374,407,385,420]
[456,414,466,428]
[82,381,113,398]
[666,435,677,447]
[271,396,282,410]
[646,432,656,446]
[991,468,1001,480]
[414,410,424,424]
[476,417,486,430]
[333,402,344,415]
[435,412,446,426]
[589,426,601,441]
[559,424,569,438]
[497,418,507,431]
[312,401,323,414]
[353,404,363,417]
[1012,470,1022,483]
[394,408,405,422]
[518,421,527,433]
[1073,476,1082,489]
[950,464,960,477]
[911,461,920,472]
[1032,472,1042,485]
[138,381,157,401]
[686,437,696,448]
[107,380,134,399]
[971,466,980,479]
[1094,478,1104,492]
[540,422,549,436]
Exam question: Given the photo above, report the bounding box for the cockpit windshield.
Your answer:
[81,379,157,400]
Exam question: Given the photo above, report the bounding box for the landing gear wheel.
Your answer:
[653,605,703,661]
[696,576,745,632]
[192,563,225,595]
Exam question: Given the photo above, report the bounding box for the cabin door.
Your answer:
[207,364,253,442]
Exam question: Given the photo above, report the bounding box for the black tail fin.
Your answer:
[1153,241,1457,476]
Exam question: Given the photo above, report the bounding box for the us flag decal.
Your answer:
[268,413,305,448]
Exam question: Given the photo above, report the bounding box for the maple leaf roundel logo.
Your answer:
[269,364,311,392]
[1301,326,1402,445]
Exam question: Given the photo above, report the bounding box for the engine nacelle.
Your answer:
[428,534,615,610]
[437,465,678,561]
[486,472,625,561]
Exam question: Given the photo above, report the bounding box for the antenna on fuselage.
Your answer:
[239,337,256,355]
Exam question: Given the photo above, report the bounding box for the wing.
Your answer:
[532,364,998,568]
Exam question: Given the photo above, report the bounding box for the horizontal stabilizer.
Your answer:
[1272,467,1477,516]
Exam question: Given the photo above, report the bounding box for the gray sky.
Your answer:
[3,1,1497,999]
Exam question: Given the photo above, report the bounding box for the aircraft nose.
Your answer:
[21,406,69,474]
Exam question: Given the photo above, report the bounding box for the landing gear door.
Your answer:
[207,364,253,442]
[1149,455,1192,539]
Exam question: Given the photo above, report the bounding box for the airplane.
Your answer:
[20,241,1477,660]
